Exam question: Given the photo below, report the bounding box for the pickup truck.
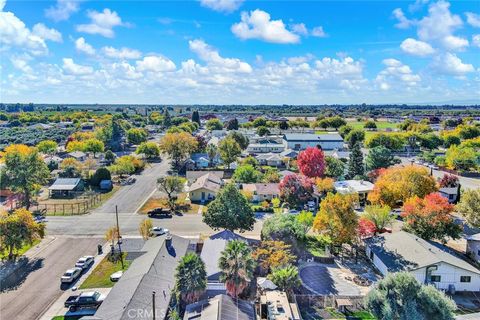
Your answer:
[64,291,105,312]
[147,208,172,218]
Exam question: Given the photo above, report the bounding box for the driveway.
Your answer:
[0,236,102,320]
[299,262,362,296]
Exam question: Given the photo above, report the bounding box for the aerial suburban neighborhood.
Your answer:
[1,0,480,320]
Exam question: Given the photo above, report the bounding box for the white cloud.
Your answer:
[393,8,414,29]
[32,23,62,42]
[441,35,469,51]
[189,39,252,73]
[400,38,435,56]
[10,56,32,73]
[311,26,327,38]
[136,56,176,72]
[432,52,474,75]
[75,37,95,55]
[231,9,300,44]
[199,0,244,13]
[102,46,142,59]
[45,0,79,22]
[62,58,94,75]
[76,9,125,38]
[466,12,480,27]
[291,23,308,36]
[472,34,480,47]
[0,6,48,55]
[376,58,421,89]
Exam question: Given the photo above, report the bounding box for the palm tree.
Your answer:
[218,240,256,298]
[268,265,301,296]
[206,144,218,167]
[174,253,207,304]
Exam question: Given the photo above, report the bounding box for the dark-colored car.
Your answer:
[147,208,172,218]
[64,291,105,312]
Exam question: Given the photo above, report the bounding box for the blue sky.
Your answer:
[1,0,479,104]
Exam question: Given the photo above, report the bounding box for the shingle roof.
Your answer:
[242,183,280,196]
[188,173,223,193]
[364,231,480,274]
[184,294,255,320]
[93,235,190,320]
[283,133,343,142]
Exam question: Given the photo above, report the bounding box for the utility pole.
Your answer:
[115,205,124,269]
[152,291,156,320]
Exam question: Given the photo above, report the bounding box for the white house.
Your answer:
[246,143,285,154]
[466,233,480,263]
[334,180,373,204]
[365,231,480,292]
[283,133,344,151]
[255,153,284,167]
[439,186,460,204]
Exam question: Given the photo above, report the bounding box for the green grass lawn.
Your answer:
[347,120,398,130]
[79,254,130,289]
[0,239,40,260]
[303,235,328,258]
[348,311,377,319]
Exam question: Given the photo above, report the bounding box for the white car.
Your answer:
[61,267,82,283]
[110,270,123,282]
[150,227,169,236]
[429,164,439,170]
[75,256,94,270]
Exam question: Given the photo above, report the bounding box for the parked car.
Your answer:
[110,270,123,282]
[64,291,105,312]
[150,227,169,236]
[429,164,439,170]
[61,267,82,283]
[147,208,172,218]
[126,177,136,184]
[75,256,94,270]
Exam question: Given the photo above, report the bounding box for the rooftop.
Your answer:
[48,178,82,191]
[184,294,255,320]
[334,180,374,194]
[188,172,223,193]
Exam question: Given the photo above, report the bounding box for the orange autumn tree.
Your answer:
[401,193,461,243]
[252,240,295,275]
[368,166,437,207]
[313,193,358,245]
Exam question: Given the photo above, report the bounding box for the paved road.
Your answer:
[0,236,101,320]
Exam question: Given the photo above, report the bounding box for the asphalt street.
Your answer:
[0,236,101,320]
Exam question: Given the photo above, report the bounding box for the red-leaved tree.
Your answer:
[297,147,326,178]
[357,217,376,239]
[438,174,459,188]
[401,193,461,243]
[279,174,313,208]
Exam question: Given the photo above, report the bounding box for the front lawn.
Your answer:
[139,193,202,214]
[347,311,377,319]
[302,235,328,258]
[0,239,40,260]
[79,253,130,289]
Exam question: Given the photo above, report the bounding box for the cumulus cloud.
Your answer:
[75,37,95,55]
[441,35,469,51]
[62,58,94,75]
[231,9,300,44]
[102,46,142,59]
[76,8,125,38]
[472,34,480,47]
[199,0,244,13]
[11,56,32,73]
[188,39,252,73]
[376,58,421,90]
[311,26,327,38]
[393,8,414,29]
[400,38,435,56]
[45,0,79,22]
[32,23,62,42]
[291,23,308,36]
[432,52,474,75]
[466,12,480,27]
[135,56,176,72]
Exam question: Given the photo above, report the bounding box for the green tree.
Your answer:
[226,118,239,130]
[253,117,267,127]
[105,150,116,164]
[364,120,377,130]
[159,132,198,169]
[232,164,262,183]
[218,240,256,298]
[366,146,399,170]
[457,189,480,228]
[363,205,393,232]
[261,213,306,247]
[365,272,456,320]
[268,265,301,296]
[296,210,314,234]
[218,137,241,169]
[347,142,364,179]
[203,183,255,232]
[175,252,207,304]
[37,140,58,155]
[445,146,477,171]
[0,208,45,260]
[126,128,148,145]
[157,176,186,212]
[365,133,405,150]
[0,144,50,209]
[227,131,249,150]
[90,167,111,187]
[136,141,160,159]
[84,138,105,157]
[257,126,270,136]
[325,156,346,178]
[206,144,218,167]
[346,129,365,149]
[206,118,223,131]
[419,133,443,150]
[191,110,200,126]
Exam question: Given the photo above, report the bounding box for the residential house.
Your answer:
[255,153,284,167]
[279,149,298,159]
[439,186,461,204]
[85,234,191,320]
[247,143,286,154]
[190,153,220,169]
[466,234,480,263]
[334,180,374,205]
[259,290,301,320]
[184,294,256,320]
[283,133,344,151]
[187,172,223,203]
[66,151,87,162]
[186,171,224,183]
[48,178,84,198]
[365,231,480,292]
[278,170,295,179]
[200,230,259,294]
[242,183,280,202]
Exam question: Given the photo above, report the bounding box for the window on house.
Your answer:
[430,275,441,282]
[460,276,471,283]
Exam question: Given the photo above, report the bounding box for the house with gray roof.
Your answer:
[283,133,344,151]
[365,231,480,292]
[88,234,192,320]
[187,172,223,203]
[48,178,84,198]
[184,294,255,320]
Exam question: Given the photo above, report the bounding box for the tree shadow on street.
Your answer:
[0,257,44,292]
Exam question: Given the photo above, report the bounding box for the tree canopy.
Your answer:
[297,147,326,178]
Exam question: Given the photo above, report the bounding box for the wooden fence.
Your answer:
[30,193,103,215]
